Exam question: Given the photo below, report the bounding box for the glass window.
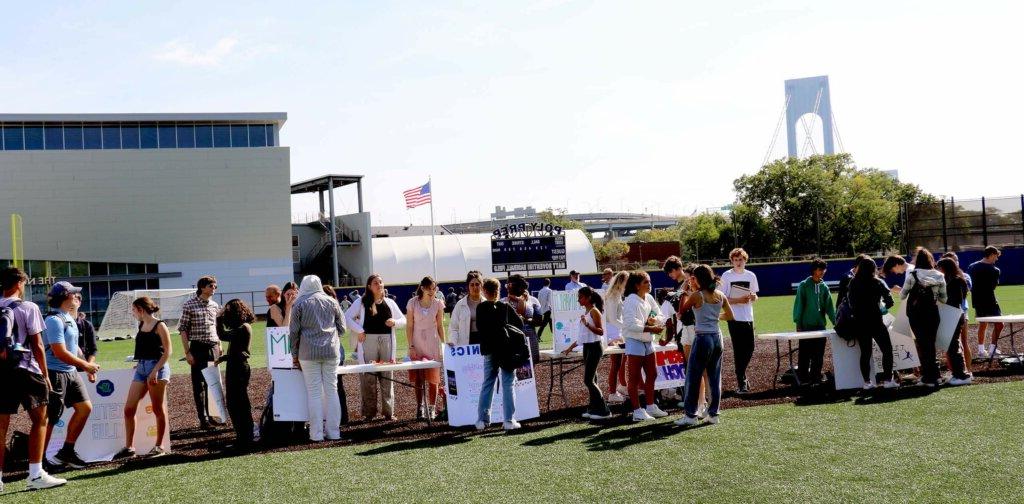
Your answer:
[266,125,275,146]
[249,124,267,147]
[110,280,128,296]
[3,125,24,150]
[146,264,159,273]
[79,284,90,307]
[213,125,230,147]
[140,124,158,148]
[128,279,147,291]
[83,125,102,149]
[89,262,108,276]
[195,124,213,148]
[27,260,47,277]
[90,282,109,312]
[176,124,195,148]
[158,124,176,148]
[44,126,63,150]
[146,279,160,290]
[127,263,146,274]
[63,125,83,149]
[52,261,70,278]
[70,262,89,277]
[24,126,43,150]
[121,123,140,148]
[102,124,121,149]
[109,263,127,275]
[230,125,248,147]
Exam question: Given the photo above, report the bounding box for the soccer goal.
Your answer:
[98,289,194,340]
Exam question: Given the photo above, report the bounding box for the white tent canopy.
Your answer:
[371,229,597,285]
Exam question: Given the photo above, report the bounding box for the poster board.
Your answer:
[653,348,686,390]
[269,368,312,422]
[266,326,294,369]
[893,302,965,352]
[551,291,584,353]
[47,369,170,462]
[202,365,228,423]
[443,344,540,427]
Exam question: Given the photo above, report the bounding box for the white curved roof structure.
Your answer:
[371,229,598,285]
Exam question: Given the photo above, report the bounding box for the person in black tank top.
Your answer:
[116,296,172,460]
[216,299,256,450]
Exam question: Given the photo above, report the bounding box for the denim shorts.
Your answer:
[624,338,655,356]
[133,359,171,383]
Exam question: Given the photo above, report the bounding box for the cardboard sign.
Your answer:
[46,369,170,462]
[443,344,540,427]
[202,365,228,423]
[551,291,584,353]
[266,327,294,369]
[654,348,686,390]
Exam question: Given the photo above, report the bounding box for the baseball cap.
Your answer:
[570,270,579,276]
[48,281,83,298]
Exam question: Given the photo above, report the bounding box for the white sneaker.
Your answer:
[976,348,990,359]
[475,421,486,431]
[503,419,521,431]
[706,415,720,425]
[990,348,1004,358]
[949,376,973,386]
[588,412,612,420]
[645,404,668,418]
[883,380,899,389]
[674,415,699,426]
[26,472,67,491]
[696,407,708,420]
[862,382,873,390]
[607,392,626,403]
[581,412,593,419]
[617,385,629,396]
[632,408,653,422]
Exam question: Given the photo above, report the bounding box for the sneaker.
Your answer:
[674,415,699,427]
[632,408,654,422]
[616,385,629,396]
[588,412,612,420]
[54,447,88,469]
[882,379,899,389]
[696,407,707,420]
[917,379,938,388]
[990,348,1004,358]
[416,406,424,421]
[114,447,136,460]
[646,404,668,418]
[581,412,594,419]
[676,401,686,409]
[862,382,873,390]
[706,415,720,425]
[426,406,436,421]
[475,421,486,431]
[607,392,626,403]
[503,419,521,431]
[976,348,990,359]
[736,381,751,394]
[146,446,168,458]
[26,472,67,491]
[949,376,973,386]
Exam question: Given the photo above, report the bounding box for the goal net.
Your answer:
[98,289,195,340]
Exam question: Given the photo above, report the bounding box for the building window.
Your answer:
[140,124,158,148]
[213,125,230,147]
[83,125,102,149]
[102,124,121,149]
[196,124,213,148]
[44,126,63,150]
[3,125,24,150]
[127,263,146,274]
[24,126,43,150]
[249,124,267,147]
[158,125,176,148]
[266,124,275,146]
[64,125,83,149]
[292,235,300,247]
[70,262,89,277]
[89,262,108,276]
[51,261,70,278]
[121,123,140,148]
[177,124,195,148]
[230,125,248,147]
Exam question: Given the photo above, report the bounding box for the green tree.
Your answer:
[594,239,630,264]
[632,227,679,243]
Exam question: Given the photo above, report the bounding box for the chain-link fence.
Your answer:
[905,195,1024,252]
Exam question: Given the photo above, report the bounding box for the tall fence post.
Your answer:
[940,199,948,252]
[1020,194,1024,246]
[981,196,988,247]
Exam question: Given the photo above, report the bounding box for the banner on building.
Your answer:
[443,344,540,427]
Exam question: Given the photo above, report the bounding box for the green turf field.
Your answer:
[3,378,1022,501]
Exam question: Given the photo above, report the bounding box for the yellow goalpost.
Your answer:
[10,213,23,269]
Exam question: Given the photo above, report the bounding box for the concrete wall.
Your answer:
[338,212,373,284]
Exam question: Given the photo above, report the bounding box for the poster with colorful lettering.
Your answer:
[551,291,584,353]
[654,348,685,390]
[266,326,294,369]
[46,369,170,462]
[442,344,540,427]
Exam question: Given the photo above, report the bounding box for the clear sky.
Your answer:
[2,1,1021,226]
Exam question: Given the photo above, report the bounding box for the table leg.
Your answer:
[547,358,556,411]
[558,358,569,409]
[774,340,782,389]
[789,341,802,387]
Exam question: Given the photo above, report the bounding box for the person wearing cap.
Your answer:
[565,270,587,291]
[43,281,100,470]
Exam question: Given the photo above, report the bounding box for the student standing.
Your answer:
[504,274,542,364]
[848,256,898,389]
[216,299,256,450]
[901,248,948,387]
[291,276,346,441]
[603,271,630,402]
[449,271,483,347]
[936,258,973,386]
[177,276,223,428]
[600,268,614,291]
[406,277,446,420]
[345,275,405,420]
[792,259,836,385]
[266,282,298,328]
[720,248,759,394]
[561,287,611,420]
[475,278,526,431]
[942,252,973,368]
[75,311,98,376]
[660,258,696,405]
[621,271,667,422]
[42,282,99,469]
[116,297,171,459]
[536,278,554,341]
[675,264,734,426]
[0,267,67,490]
[969,246,1003,358]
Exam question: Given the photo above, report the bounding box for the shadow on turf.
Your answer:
[355,432,472,456]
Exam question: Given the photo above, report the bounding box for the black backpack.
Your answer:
[833,296,857,343]
[906,271,937,316]
[0,300,28,369]
[258,383,308,446]
[498,303,530,372]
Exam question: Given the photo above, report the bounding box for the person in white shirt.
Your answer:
[720,248,759,394]
[536,278,553,341]
[620,271,667,422]
[448,271,484,347]
[560,286,610,420]
[599,268,614,291]
[603,272,630,402]
[565,270,587,291]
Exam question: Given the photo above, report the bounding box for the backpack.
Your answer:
[258,383,308,446]
[833,296,857,343]
[498,303,530,372]
[0,300,28,369]
[906,271,937,317]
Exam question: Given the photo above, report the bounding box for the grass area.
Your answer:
[94,285,1024,374]
[4,379,1023,501]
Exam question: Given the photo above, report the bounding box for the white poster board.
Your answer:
[893,302,965,353]
[443,344,540,427]
[46,369,170,462]
[551,291,583,353]
[266,327,294,369]
[269,368,312,422]
[830,334,873,390]
[654,348,686,390]
[202,365,228,423]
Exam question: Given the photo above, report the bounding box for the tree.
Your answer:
[632,227,679,243]
[594,239,629,264]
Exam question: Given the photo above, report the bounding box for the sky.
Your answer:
[2,1,1022,226]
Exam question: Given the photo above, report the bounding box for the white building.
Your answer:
[0,113,292,324]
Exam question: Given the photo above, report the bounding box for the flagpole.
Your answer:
[429,176,437,281]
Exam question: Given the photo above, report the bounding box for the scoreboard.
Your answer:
[491,235,567,272]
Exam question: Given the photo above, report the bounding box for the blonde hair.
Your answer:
[605,271,629,301]
[729,248,749,261]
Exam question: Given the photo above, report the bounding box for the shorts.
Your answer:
[133,359,172,383]
[680,325,696,347]
[48,370,89,424]
[974,299,1001,318]
[0,367,49,414]
[624,338,655,356]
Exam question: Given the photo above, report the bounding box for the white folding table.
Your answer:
[538,343,678,409]
[336,360,443,425]
[976,315,1024,367]
[757,329,836,388]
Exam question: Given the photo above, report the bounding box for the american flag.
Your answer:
[403,182,432,209]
